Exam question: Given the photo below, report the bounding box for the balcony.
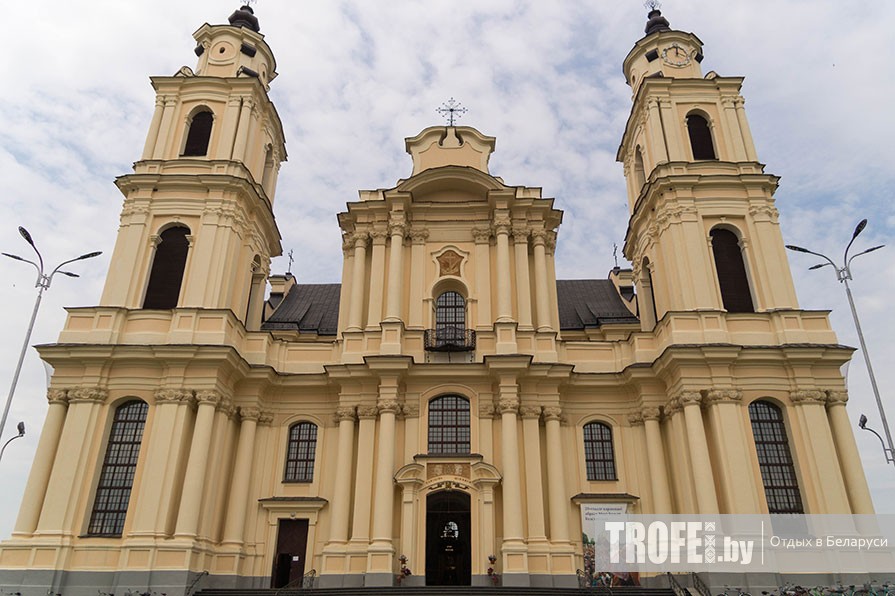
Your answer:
[424,327,476,352]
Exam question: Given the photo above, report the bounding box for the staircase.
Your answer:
[196,586,676,596]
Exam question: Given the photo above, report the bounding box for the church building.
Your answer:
[0,5,875,595]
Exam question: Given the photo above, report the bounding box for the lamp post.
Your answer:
[0,421,25,463]
[785,219,892,466]
[0,226,101,448]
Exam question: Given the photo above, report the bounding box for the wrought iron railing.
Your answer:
[423,328,476,352]
[668,572,687,596]
[692,572,712,596]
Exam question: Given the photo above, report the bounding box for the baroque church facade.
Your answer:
[0,5,876,594]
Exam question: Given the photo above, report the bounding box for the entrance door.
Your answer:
[425,491,471,586]
[271,519,309,588]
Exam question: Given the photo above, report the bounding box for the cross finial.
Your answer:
[436,98,468,127]
[287,249,294,275]
[644,0,661,11]
[613,243,619,268]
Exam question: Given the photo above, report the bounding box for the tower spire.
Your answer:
[644,1,671,36]
[228,4,260,32]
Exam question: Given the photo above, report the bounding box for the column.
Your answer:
[37,387,107,533]
[174,390,220,537]
[545,232,561,331]
[704,390,761,513]
[497,375,528,584]
[658,97,684,161]
[678,392,719,514]
[791,390,851,512]
[231,97,254,162]
[13,390,69,536]
[350,405,378,544]
[531,230,553,332]
[493,215,513,322]
[366,229,388,328]
[520,406,546,542]
[472,226,493,328]
[384,222,406,322]
[367,387,400,581]
[512,226,533,329]
[826,391,874,514]
[222,406,260,545]
[151,98,177,159]
[347,232,368,332]
[735,97,759,161]
[722,97,748,160]
[641,407,673,514]
[327,407,357,544]
[141,96,166,159]
[543,407,570,543]
[338,233,355,335]
[407,229,429,328]
[646,97,669,163]
[213,96,242,160]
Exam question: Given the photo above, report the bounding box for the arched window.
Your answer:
[749,400,804,514]
[428,395,470,454]
[687,113,716,160]
[182,110,214,156]
[87,400,149,536]
[583,422,617,481]
[143,226,190,309]
[710,228,755,313]
[435,291,466,346]
[284,422,318,483]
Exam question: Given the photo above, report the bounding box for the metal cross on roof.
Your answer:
[287,249,294,274]
[644,0,661,10]
[436,98,468,127]
[613,243,619,268]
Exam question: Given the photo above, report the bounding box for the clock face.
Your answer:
[661,43,692,67]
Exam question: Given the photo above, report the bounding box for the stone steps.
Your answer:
[196,586,676,596]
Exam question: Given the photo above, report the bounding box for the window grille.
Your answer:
[284,422,318,482]
[583,422,617,481]
[87,400,148,536]
[749,400,804,514]
[428,395,471,454]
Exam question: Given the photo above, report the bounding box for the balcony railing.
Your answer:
[424,327,476,352]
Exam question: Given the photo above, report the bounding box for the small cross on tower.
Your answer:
[436,98,468,127]
[287,249,294,275]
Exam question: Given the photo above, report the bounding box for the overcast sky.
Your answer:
[1,1,893,540]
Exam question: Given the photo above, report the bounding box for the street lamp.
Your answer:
[785,219,891,466]
[0,421,25,463]
[0,226,101,448]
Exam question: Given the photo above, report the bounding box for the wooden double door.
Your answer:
[425,491,472,586]
[271,519,309,588]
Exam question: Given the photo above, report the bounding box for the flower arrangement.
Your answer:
[486,554,500,586]
[396,554,411,585]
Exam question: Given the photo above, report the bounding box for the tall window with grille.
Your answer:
[284,422,318,482]
[435,291,466,346]
[749,400,804,513]
[583,422,617,481]
[87,400,149,536]
[428,395,471,454]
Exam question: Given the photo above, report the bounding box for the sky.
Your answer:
[0,1,893,540]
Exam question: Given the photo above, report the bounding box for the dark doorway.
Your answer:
[425,491,471,586]
[271,519,309,588]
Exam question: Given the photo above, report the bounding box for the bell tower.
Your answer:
[618,8,799,329]
[99,5,285,329]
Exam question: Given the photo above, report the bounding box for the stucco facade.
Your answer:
[0,6,875,595]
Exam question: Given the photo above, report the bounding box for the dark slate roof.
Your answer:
[262,283,341,336]
[262,279,638,336]
[556,279,639,330]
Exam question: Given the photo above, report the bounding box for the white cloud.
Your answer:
[0,0,893,542]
